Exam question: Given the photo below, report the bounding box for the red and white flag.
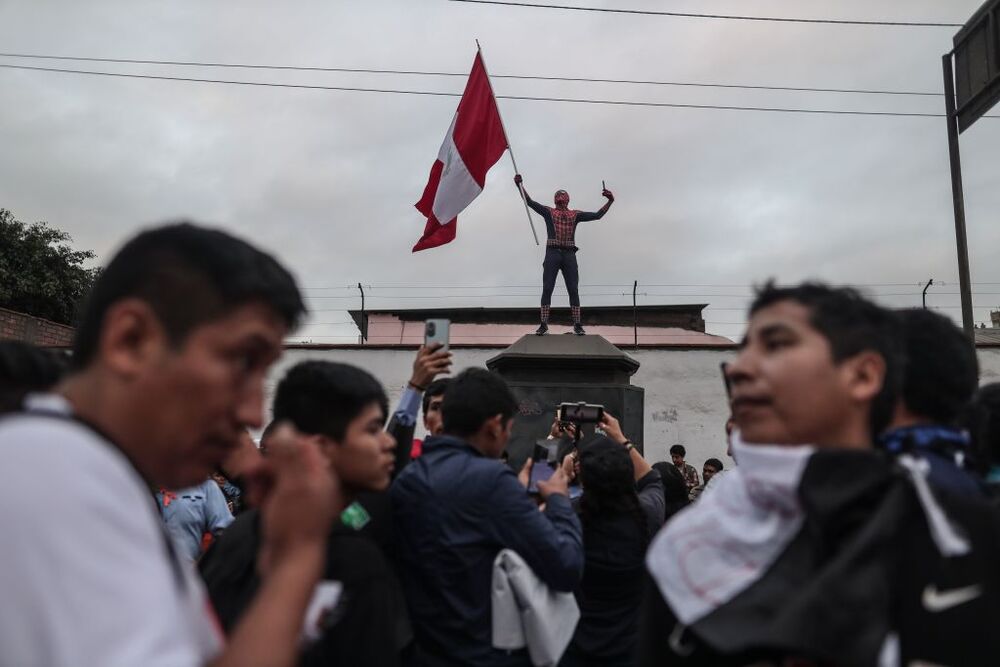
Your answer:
[413,53,508,252]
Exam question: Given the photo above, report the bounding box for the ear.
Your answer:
[485,414,505,439]
[312,433,339,467]
[843,350,887,405]
[99,299,169,379]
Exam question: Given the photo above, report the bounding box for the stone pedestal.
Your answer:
[486,335,644,469]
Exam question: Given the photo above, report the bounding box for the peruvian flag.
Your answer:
[413,53,508,252]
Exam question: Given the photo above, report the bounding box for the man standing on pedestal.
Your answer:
[514,174,614,335]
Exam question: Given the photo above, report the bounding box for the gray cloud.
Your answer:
[1,0,998,341]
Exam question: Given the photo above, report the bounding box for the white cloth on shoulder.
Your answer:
[646,433,814,625]
[491,548,579,667]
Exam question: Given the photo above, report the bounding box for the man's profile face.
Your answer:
[671,453,684,467]
[703,465,719,483]
[134,301,286,489]
[324,402,397,493]
[726,299,859,447]
[554,190,570,208]
[423,394,445,436]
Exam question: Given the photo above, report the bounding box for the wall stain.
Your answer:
[652,408,679,423]
[518,399,544,417]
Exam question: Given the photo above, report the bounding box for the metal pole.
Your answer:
[476,40,540,246]
[942,53,976,343]
[358,282,367,343]
[633,280,638,349]
[922,278,934,309]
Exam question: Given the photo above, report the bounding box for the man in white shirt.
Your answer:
[0,223,340,667]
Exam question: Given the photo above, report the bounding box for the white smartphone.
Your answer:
[424,319,450,351]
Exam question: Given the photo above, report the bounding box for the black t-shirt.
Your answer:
[199,510,404,667]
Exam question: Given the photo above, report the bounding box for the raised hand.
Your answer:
[256,422,341,575]
[598,412,628,446]
[410,343,452,389]
[536,465,570,499]
[602,187,614,202]
[514,173,523,186]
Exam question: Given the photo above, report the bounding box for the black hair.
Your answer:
[72,222,306,369]
[896,308,978,425]
[272,361,388,442]
[704,458,724,472]
[422,377,451,415]
[653,461,690,522]
[0,341,69,413]
[669,444,686,457]
[749,281,901,438]
[962,383,1000,474]
[441,368,517,438]
[578,436,649,539]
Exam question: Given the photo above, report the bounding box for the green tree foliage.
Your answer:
[0,209,99,326]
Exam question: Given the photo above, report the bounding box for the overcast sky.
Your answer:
[1,0,998,343]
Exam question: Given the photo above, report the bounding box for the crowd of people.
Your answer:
[3,221,1000,666]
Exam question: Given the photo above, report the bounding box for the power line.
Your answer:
[0,52,942,97]
[448,0,963,28]
[299,281,963,289]
[1,62,981,119]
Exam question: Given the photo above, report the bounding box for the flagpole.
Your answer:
[476,40,540,246]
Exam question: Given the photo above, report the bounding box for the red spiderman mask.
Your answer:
[554,190,570,209]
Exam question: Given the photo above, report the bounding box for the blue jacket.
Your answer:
[391,435,584,666]
[880,425,984,499]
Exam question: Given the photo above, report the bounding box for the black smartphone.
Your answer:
[558,402,605,424]
[528,441,558,494]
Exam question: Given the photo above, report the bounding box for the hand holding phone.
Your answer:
[528,441,558,494]
[558,402,605,424]
[535,466,570,499]
[424,319,450,352]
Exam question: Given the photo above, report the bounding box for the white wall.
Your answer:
[266,346,1000,476]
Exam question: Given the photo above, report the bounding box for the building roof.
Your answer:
[336,304,734,349]
[349,304,710,332]
[975,328,1000,346]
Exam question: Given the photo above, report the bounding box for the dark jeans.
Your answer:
[541,247,580,307]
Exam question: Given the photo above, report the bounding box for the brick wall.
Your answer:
[0,307,75,347]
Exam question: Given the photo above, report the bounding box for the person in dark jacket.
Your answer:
[560,428,663,667]
[201,361,403,667]
[639,282,1000,666]
[653,461,689,523]
[391,368,584,667]
[964,383,1000,498]
[879,308,983,498]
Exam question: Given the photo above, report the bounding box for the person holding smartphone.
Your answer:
[391,368,583,666]
[558,412,664,666]
[514,174,614,336]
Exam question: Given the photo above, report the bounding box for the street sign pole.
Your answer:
[942,53,976,343]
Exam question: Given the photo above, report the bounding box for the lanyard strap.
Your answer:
[14,401,188,591]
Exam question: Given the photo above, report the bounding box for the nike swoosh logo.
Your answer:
[922,584,982,612]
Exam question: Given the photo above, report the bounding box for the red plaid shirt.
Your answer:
[525,194,607,250]
[525,196,606,250]
[547,208,581,248]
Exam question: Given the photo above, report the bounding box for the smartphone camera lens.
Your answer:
[426,323,436,336]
